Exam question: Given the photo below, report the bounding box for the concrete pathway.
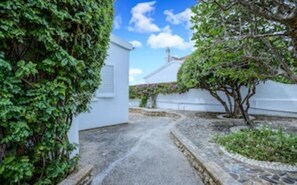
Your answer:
[79,113,204,185]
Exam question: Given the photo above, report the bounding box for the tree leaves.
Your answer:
[0,0,113,184]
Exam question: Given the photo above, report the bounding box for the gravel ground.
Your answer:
[79,113,204,185]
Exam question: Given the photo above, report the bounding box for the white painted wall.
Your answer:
[68,117,79,157]
[130,80,297,117]
[68,35,132,156]
[144,62,181,83]
[76,36,132,130]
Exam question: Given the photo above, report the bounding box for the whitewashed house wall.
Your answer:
[76,35,133,130]
[68,35,133,155]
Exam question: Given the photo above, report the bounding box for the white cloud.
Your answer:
[129,68,144,84]
[128,1,160,33]
[114,15,122,29]
[130,68,143,75]
[129,40,142,48]
[147,27,194,50]
[164,8,193,28]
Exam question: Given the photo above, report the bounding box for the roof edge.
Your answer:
[110,34,133,50]
[144,62,182,79]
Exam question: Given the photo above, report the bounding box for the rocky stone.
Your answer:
[229,173,238,180]
[288,174,297,180]
[281,177,295,184]
[249,168,264,173]
[260,175,278,184]
[271,174,280,181]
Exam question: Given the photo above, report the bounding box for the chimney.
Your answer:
[165,47,171,63]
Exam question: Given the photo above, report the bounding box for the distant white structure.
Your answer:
[69,35,133,155]
[144,48,188,84]
[132,47,297,117]
[130,80,297,117]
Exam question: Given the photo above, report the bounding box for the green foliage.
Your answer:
[139,96,149,108]
[214,127,297,164]
[129,83,187,108]
[179,1,273,123]
[191,0,297,83]
[0,0,113,184]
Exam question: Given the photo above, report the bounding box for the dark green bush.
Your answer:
[0,0,113,184]
[214,127,297,164]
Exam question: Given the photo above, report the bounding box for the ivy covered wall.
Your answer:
[0,0,113,184]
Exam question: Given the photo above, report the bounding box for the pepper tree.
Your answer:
[0,0,113,184]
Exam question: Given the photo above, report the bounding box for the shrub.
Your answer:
[0,0,113,184]
[129,83,187,108]
[214,127,297,164]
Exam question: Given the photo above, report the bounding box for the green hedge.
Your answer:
[0,0,113,184]
[129,82,188,107]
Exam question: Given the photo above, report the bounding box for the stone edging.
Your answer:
[129,107,239,185]
[58,165,93,185]
[129,107,181,120]
[170,127,240,185]
[216,114,256,121]
[219,146,297,172]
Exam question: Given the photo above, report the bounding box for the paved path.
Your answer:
[79,113,204,185]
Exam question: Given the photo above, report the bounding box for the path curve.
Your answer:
[79,113,204,185]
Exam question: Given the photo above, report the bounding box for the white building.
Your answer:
[144,48,188,84]
[76,35,133,130]
[131,48,297,118]
[69,35,133,155]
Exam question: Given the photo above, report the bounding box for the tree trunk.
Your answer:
[151,94,158,108]
[231,100,241,119]
[235,86,252,126]
[208,90,232,116]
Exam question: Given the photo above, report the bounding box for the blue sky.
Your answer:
[112,0,197,85]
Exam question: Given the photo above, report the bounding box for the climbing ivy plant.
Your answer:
[129,83,187,108]
[0,0,113,184]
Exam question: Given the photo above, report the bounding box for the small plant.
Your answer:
[140,96,149,107]
[214,126,297,165]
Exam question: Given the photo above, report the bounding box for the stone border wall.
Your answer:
[170,128,240,185]
[129,107,181,119]
[58,165,93,185]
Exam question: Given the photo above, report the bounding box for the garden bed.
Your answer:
[173,110,297,185]
[214,127,297,166]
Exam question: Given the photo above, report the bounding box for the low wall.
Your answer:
[130,80,297,117]
[59,165,93,185]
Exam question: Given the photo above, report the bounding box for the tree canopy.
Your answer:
[193,0,297,83]
[179,0,282,124]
